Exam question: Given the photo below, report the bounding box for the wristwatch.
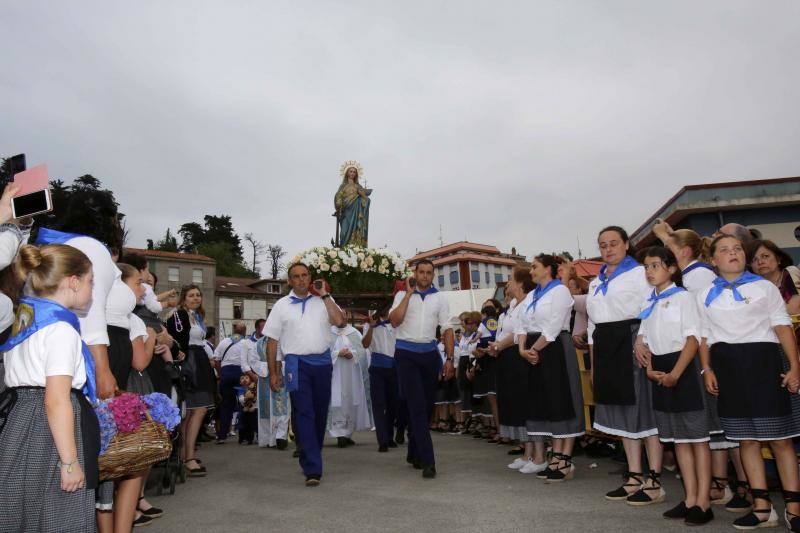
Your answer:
[321,294,332,300]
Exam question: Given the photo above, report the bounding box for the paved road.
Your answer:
[147,432,758,532]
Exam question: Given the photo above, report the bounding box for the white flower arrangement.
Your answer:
[290,245,409,292]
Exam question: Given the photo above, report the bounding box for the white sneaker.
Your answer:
[507,458,528,470]
[519,461,549,474]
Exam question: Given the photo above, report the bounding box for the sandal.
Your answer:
[537,453,563,479]
[727,481,754,513]
[783,490,800,532]
[605,471,643,501]
[137,497,163,518]
[545,454,575,483]
[627,470,666,506]
[183,459,207,477]
[710,476,733,506]
[732,488,777,530]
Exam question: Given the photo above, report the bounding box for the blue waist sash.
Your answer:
[395,339,438,353]
[284,351,331,393]
[370,353,395,369]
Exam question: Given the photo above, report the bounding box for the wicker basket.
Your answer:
[99,412,172,481]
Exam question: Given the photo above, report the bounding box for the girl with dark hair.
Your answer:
[636,246,713,524]
[516,254,586,480]
[472,300,500,440]
[167,284,215,477]
[586,226,661,504]
[699,234,800,530]
[456,312,481,434]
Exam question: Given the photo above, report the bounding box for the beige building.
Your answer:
[123,248,217,328]
[216,276,288,337]
[408,241,524,291]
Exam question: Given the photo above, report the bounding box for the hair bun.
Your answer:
[17,245,43,272]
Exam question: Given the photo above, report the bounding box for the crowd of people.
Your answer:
[0,168,799,532]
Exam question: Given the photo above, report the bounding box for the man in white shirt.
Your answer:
[265,263,346,486]
[214,322,256,443]
[389,260,455,479]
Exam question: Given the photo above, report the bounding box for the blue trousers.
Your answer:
[218,365,242,440]
[369,365,400,446]
[395,348,440,466]
[289,360,332,478]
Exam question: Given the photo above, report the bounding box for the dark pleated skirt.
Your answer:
[496,344,529,430]
[472,356,497,397]
[183,345,215,409]
[107,325,132,390]
[457,356,473,412]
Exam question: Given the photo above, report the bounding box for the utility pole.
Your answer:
[576,234,583,259]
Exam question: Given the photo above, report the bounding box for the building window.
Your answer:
[495,273,503,284]
[471,270,480,283]
[438,274,445,288]
[168,266,179,282]
[484,271,490,285]
[472,283,480,289]
[192,269,203,284]
[269,284,281,294]
[449,271,459,285]
[233,299,243,320]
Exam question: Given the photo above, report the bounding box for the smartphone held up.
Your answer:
[10,163,53,219]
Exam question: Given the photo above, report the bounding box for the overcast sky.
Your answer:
[2,1,799,272]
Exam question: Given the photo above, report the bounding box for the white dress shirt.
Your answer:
[515,284,574,342]
[497,298,522,343]
[637,284,700,355]
[128,313,149,342]
[67,236,121,346]
[214,336,256,371]
[263,291,334,355]
[586,265,650,344]
[390,289,452,343]
[682,261,717,293]
[363,322,396,357]
[457,331,479,359]
[4,322,86,389]
[141,283,163,313]
[697,278,791,346]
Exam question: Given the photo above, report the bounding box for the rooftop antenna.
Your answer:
[576,234,583,259]
[438,224,444,247]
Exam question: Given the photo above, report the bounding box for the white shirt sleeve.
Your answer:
[142,284,162,313]
[540,288,574,342]
[128,314,149,342]
[263,300,285,341]
[44,323,82,378]
[438,297,452,331]
[0,224,27,270]
[213,338,231,361]
[680,294,701,343]
[767,283,793,328]
[241,341,256,373]
[71,237,119,346]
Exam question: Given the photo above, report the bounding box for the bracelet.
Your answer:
[58,458,78,473]
[700,367,712,375]
[321,294,332,300]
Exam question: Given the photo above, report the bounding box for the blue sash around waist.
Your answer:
[284,351,331,393]
[395,339,437,353]
[370,352,395,369]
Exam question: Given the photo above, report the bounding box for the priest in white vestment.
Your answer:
[327,324,372,446]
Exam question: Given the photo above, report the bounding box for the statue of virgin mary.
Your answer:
[334,160,371,247]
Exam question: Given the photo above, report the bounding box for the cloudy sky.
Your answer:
[2,1,799,272]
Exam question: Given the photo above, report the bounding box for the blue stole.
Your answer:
[594,256,639,296]
[396,339,438,353]
[413,286,438,301]
[704,271,763,307]
[283,351,331,393]
[193,311,206,333]
[370,353,395,369]
[527,279,562,312]
[0,296,97,403]
[289,294,313,315]
[682,261,714,276]
[637,286,687,320]
[35,227,85,246]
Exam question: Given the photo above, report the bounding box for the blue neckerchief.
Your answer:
[704,271,763,307]
[193,311,206,333]
[35,227,112,256]
[637,286,687,320]
[283,351,331,392]
[0,296,97,403]
[374,320,390,328]
[413,285,438,301]
[248,333,258,342]
[527,279,562,312]
[594,256,639,296]
[682,261,714,276]
[289,294,313,315]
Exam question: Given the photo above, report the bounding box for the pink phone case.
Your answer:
[13,164,49,196]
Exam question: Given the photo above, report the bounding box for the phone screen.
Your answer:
[12,189,51,217]
[313,280,323,291]
[408,278,417,288]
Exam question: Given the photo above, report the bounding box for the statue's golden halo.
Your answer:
[339,160,364,180]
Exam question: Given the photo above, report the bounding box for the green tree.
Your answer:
[155,228,179,252]
[197,242,257,278]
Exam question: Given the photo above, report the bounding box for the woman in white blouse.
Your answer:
[517,254,585,481]
[699,234,800,531]
[586,226,661,504]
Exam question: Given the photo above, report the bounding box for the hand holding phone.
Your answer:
[11,164,53,219]
[0,183,21,225]
[405,275,417,294]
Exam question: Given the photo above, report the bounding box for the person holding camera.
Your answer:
[389,259,454,479]
[264,262,346,486]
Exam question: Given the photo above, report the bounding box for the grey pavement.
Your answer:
[148,432,755,532]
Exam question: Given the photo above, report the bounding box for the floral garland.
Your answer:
[95,392,180,455]
[290,245,410,293]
